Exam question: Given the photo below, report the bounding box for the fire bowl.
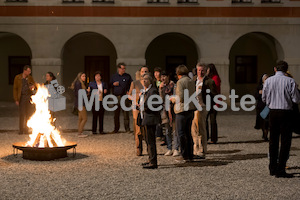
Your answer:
[12,142,77,161]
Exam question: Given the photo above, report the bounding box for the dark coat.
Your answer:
[140,86,162,126]
[88,81,108,96]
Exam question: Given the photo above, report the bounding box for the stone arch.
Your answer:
[145,32,199,81]
[0,32,32,101]
[229,32,284,97]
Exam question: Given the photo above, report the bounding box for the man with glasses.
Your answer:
[110,63,133,134]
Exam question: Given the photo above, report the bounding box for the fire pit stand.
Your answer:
[12,142,77,161]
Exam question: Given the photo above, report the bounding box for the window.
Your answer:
[5,0,28,2]
[8,56,31,85]
[232,0,252,3]
[261,0,281,3]
[235,56,257,84]
[178,0,198,3]
[62,0,84,3]
[147,0,169,3]
[92,0,114,3]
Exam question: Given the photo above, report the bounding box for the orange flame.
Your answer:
[26,84,65,148]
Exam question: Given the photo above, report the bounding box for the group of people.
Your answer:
[13,60,300,176]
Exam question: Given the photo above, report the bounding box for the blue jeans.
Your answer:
[176,111,194,160]
[164,121,179,151]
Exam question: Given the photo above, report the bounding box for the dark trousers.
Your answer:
[92,102,105,133]
[176,111,194,160]
[269,109,293,173]
[19,96,33,134]
[114,96,130,132]
[145,125,157,165]
[206,109,218,142]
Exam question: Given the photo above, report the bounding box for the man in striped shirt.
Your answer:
[262,61,300,178]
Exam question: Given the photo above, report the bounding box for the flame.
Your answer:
[26,84,65,148]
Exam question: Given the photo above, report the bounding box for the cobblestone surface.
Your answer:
[0,102,299,199]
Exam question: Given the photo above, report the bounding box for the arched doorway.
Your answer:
[229,32,284,97]
[61,32,117,96]
[0,32,32,101]
[145,33,199,81]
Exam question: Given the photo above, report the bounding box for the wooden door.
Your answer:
[166,56,187,82]
[85,56,110,84]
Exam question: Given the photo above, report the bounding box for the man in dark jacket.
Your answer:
[110,63,132,133]
[139,74,161,169]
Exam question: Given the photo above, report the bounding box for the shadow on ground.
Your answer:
[1,153,88,163]
[160,153,267,169]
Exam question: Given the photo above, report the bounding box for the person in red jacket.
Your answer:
[206,63,221,144]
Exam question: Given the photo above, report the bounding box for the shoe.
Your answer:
[99,132,106,135]
[275,172,294,178]
[270,171,277,176]
[160,142,167,146]
[172,150,180,157]
[109,130,118,134]
[208,141,217,144]
[143,163,158,169]
[141,162,150,166]
[263,137,269,141]
[92,132,97,135]
[164,150,173,156]
[78,133,88,138]
[194,152,206,159]
[175,156,187,164]
[137,150,143,156]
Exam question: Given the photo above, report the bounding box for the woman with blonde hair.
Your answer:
[70,72,90,138]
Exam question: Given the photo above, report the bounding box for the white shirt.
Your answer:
[196,77,205,107]
[97,83,103,93]
[139,84,152,119]
[262,71,300,110]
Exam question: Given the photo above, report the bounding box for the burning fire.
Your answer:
[26,84,65,148]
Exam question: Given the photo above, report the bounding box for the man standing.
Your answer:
[110,63,133,133]
[13,65,36,135]
[262,61,300,178]
[172,65,196,163]
[192,63,218,159]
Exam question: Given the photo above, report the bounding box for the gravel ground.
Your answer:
[0,102,299,200]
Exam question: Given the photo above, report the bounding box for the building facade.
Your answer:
[0,0,299,101]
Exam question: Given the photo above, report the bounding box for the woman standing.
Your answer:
[70,72,90,138]
[128,66,149,156]
[255,74,269,141]
[206,63,221,144]
[139,74,161,169]
[88,71,108,134]
[44,72,57,124]
[44,72,56,85]
[159,71,179,156]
